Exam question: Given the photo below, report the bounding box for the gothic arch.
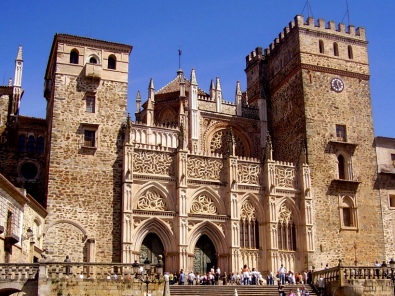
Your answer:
[157,107,177,125]
[202,122,252,157]
[132,182,175,211]
[188,187,225,215]
[132,217,176,253]
[239,193,264,222]
[276,197,301,225]
[187,221,227,255]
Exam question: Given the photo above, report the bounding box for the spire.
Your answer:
[210,79,215,99]
[136,91,141,113]
[148,78,155,102]
[235,81,242,116]
[215,77,222,112]
[179,70,185,98]
[190,68,197,85]
[14,46,23,87]
[215,77,222,91]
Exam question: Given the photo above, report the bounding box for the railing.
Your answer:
[0,263,39,280]
[0,262,162,281]
[312,264,392,287]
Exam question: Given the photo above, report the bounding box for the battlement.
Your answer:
[246,15,366,65]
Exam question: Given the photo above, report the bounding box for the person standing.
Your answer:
[64,255,71,276]
[179,269,185,285]
[278,264,286,285]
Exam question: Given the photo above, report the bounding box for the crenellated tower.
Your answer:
[246,15,384,268]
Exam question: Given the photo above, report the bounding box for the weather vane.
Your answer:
[178,47,182,70]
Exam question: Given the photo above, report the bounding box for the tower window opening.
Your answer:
[36,136,44,154]
[17,134,26,152]
[84,130,96,147]
[348,45,353,59]
[70,49,79,64]
[27,135,35,153]
[336,125,347,142]
[86,96,96,113]
[319,40,325,54]
[338,154,346,180]
[333,42,339,56]
[89,57,98,64]
[391,154,395,167]
[108,55,116,70]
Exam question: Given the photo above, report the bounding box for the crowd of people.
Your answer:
[165,264,315,296]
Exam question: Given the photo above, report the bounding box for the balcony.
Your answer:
[326,139,358,155]
[378,164,395,174]
[84,63,102,79]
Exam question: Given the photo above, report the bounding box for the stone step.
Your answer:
[169,284,318,296]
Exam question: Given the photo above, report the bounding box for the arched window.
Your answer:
[36,136,44,154]
[333,42,339,56]
[240,201,259,249]
[70,49,79,64]
[340,196,357,228]
[277,205,296,251]
[89,57,97,64]
[319,40,325,54]
[348,45,353,59]
[108,55,116,70]
[18,134,26,152]
[27,135,35,153]
[338,154,346,180]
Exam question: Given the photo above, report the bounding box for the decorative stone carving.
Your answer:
[133,151,175,176]
[187,156,223,181]
[240,201,256,220]
[238,163,260,185]
[209,129,245,156]
[137,190,166,211]
[275,167,296,188]
[278,205,292,223]
[190,195,217,214]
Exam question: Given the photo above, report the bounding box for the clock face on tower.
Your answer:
[331,78,344,93]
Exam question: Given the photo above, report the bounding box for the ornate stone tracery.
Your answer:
[133,151,175,176]
[238,163,261,185]
[275,167,296,188]
[278,204,292,223]
[187,156,223,180]
[240,201,256,220]
[209,129,245,156]
[190,195,217,214]
[137,190,166,211]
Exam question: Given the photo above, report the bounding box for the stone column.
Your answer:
[177,150,188,271]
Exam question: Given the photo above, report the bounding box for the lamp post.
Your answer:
[132,260,140,279]
[389,258,395,295]
[142,258,152,294]
[156,255,164,278]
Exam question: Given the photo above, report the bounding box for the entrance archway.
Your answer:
[140,233,165,267]
[193,234,216,275]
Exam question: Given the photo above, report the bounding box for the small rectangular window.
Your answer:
[391,154,395,167]
[86,96,95,113]
[389,195,395,208]
[336,125,347,142]
[342,208,352,227]
[84,130,96,147]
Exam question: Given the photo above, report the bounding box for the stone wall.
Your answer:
[43,36,131,263]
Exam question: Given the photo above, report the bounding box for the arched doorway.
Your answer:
[193,234,216,275]
[140,233,165,267]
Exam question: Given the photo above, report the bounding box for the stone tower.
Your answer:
[43,34,132,262]
[246,15,384,267]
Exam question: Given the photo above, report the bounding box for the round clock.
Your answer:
[331,78,344,92]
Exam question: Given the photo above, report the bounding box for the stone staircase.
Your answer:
[170,284,318,296]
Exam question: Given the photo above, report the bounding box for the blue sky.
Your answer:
[1,0,394,137]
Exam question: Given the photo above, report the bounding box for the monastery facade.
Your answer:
[0,15,393,275]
